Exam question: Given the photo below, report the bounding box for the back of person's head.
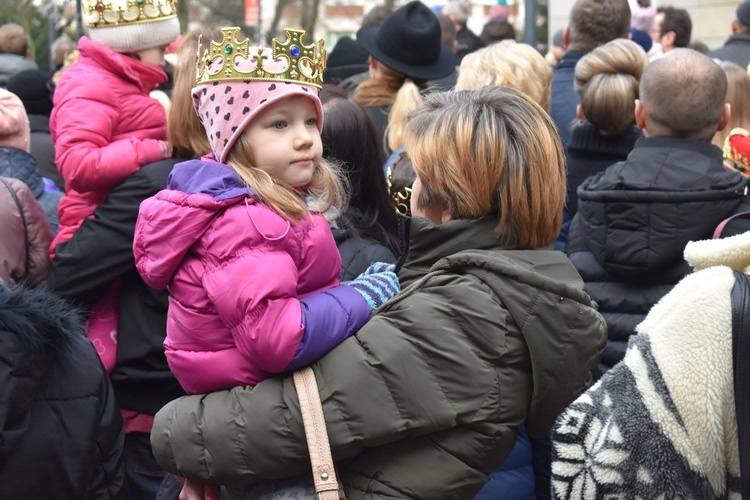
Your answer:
[639,49,727,140]
[361,6,392,28]
[656,6,692,48]
[481,18,516,46]
[0,23,29,56]
[6,70,55,118]
[455,40,551,111]
[51,35,76,66]
[688,40,709,54]
[403,86,565,248]
[735,0,750,31]
[568,0,631,52]
[713,61,750,148]
[0,89,30,152]
[320,91,399,251]
[444,0,471,26]
[168,27,216,159]
[575,39,648,135]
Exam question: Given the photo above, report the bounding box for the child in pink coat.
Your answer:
[50,1,180,370]
[134,29,400,394]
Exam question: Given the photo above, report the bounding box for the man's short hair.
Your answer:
[657,6,692,48]
[640,49,726,140]
[0,23,29,56]
[568,0,631,52]
[51,36,75,65]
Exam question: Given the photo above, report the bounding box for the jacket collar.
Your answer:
[77,36,167,92]
[568,122,641,157]
[167,157,254,201]
[632,135,723,163]
[555,50,587,70]
[724,32,750,46]
[398,217,501,287]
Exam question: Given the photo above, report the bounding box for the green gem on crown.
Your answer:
[225,44,233,55]
[138,0,144,6]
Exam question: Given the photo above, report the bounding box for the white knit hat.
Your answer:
[83,0,180,53]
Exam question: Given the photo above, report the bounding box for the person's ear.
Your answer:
[634,100,647,131]
[441,209,453,223]
[732,19,740,34]
[718,103,732,131]
[664,31,676,49]
[563,26,570,49]
[369,55,378,77]
[576,104,586,121]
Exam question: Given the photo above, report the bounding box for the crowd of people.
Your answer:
[0,0,749,498]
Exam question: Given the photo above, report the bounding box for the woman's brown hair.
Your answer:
[167,28,216,159]
[404,86,565,248]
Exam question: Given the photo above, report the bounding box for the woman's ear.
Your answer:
[576,104,586,122]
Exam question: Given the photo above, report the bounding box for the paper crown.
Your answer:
[195,27,326,89]
[82,0,177,29]
[723,127,750,178]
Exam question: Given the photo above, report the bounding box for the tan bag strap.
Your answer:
[293,367,345,500]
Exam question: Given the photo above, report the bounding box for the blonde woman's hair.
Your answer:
[354,60,427,153]
[712,61,750,148]
[404,86,565,248]
[385,80,423,151]
[455,40,552,111]
[575,39,648,135]
[168,29,214,159]
[227,131,346,224]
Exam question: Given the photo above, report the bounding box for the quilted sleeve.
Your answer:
[151,272,507,484]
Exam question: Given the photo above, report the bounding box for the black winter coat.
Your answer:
[332,223,397,281]
[707,32,750,69]
[0,285,124,498]
[568,137,750,378]
[27,114,61,190]
[565,122,640,217]
[48,160,185,415]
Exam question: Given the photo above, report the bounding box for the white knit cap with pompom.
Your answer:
[88,16,180,53]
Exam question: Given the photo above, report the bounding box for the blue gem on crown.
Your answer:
[290,45,300,57]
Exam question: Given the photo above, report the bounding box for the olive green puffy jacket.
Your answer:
[151,217,607,499]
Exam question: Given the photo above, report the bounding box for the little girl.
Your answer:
[50,0,180,369]
[133,28,400,394]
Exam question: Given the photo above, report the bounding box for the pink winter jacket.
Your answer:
[50,37,167,253]
[134,160,371,394]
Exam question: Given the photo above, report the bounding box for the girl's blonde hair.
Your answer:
[354,61,425,152]
[574,39,648,135]
[404,86,565,248]
[226,131,346,224]
[712,61,750,148]
[455,40,551,111]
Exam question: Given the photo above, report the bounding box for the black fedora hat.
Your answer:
[356,1,456,81]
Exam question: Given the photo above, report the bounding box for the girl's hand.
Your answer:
[176,476,221,500]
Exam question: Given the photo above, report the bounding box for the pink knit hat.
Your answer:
[0,89,30,152]
[192,48,323,163]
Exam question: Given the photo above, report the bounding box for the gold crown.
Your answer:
[195,27,326,89]
[83,0,177,28]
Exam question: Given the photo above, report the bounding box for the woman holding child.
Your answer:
[150,84,607,499]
